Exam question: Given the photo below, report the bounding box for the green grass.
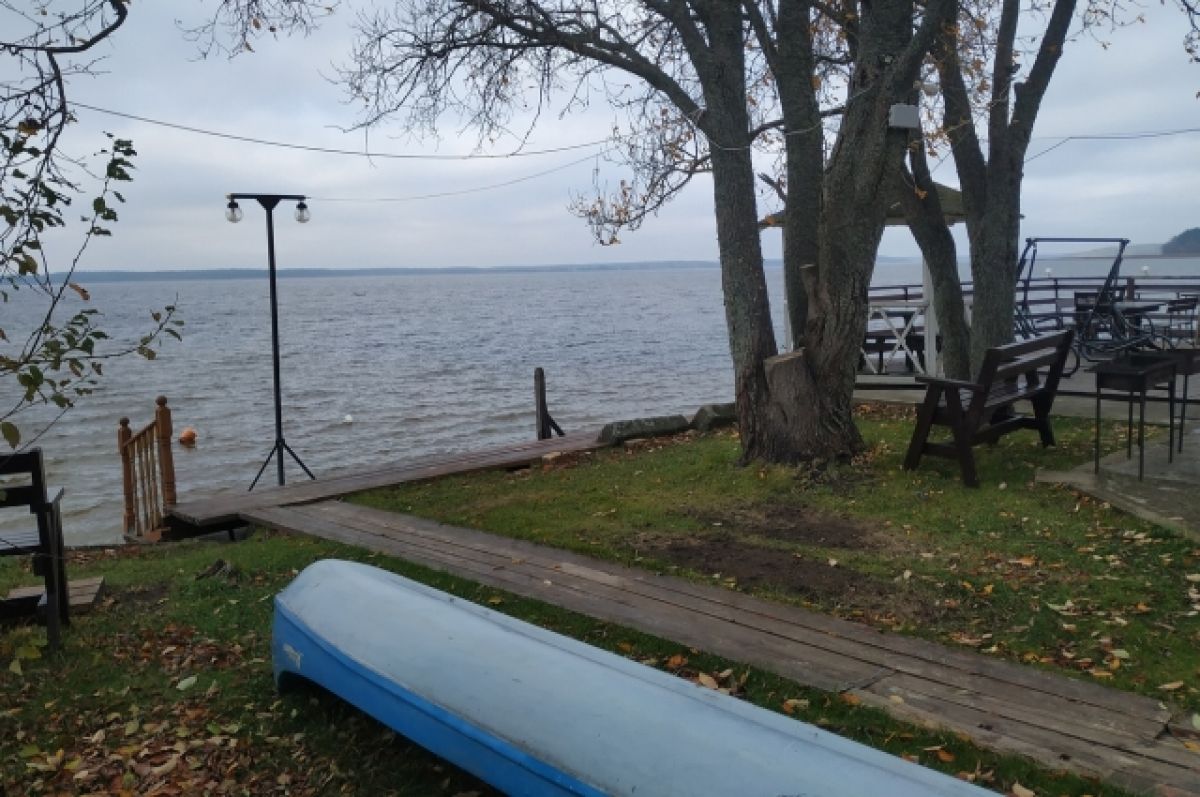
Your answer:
[351,406,1200,717]
[0,531,1137,795]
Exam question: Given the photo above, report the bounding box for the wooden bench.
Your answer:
[0,448,69,648]
[902,330,1075,487]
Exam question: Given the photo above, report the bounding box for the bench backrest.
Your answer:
[966,330,1074,422]
[0,448,51,513]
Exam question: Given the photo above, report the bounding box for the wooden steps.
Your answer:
[245,499,1200,797]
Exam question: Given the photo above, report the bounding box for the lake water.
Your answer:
[6,266,789,544]
[6,253,1197,545]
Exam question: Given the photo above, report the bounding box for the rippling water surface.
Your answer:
[7,266,792,545]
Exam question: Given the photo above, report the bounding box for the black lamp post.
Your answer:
[225,192,316,490]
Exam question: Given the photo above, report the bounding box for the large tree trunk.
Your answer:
[898,145,972,380]
[966,156,1023,371]
[707,145,788,463]
[774,0,823,348]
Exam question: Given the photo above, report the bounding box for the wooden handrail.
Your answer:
[118,396,177,541]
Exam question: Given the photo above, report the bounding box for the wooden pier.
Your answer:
[168,430,605,536]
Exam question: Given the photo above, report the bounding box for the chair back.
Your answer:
[0,449,50,512]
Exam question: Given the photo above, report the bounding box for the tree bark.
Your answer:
[898,143,972,380]
[772,0,823,348]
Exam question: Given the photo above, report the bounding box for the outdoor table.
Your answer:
[1090,354,1176,480]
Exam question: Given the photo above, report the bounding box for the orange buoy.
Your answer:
[179,427,197,447]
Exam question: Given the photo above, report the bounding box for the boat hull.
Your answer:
[272,559,988,796]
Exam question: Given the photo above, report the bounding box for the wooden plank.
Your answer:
[309,501,1168,732]
[861,671,1195,770]
[171,430,604,528]
[855,680,1200,797]
[246,505,885,694]
[6,576,105,613]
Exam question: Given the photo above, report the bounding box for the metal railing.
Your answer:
[117,396,177,540]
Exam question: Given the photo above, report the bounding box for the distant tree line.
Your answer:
[1164,228,1200,255]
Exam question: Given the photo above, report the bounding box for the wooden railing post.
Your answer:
[535,368,550,440]
[534,368,564,440]
[154,396,176,508]
[117,417,135,535]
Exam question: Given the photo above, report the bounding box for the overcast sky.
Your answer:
[37,4,1200,271]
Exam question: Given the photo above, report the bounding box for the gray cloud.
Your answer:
[35,3,1199,273]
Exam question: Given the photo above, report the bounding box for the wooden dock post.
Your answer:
[155,396,176,508]
[534,368,564,440]
[118,417,135,535]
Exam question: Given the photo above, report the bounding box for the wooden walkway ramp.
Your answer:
[246,499,1199,796]
[168,430,604,535]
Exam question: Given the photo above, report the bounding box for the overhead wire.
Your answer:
[311,148,613,202]
[71,101,613,160]
[71,101,1200,200]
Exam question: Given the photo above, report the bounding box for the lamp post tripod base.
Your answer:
[249,438,315,492]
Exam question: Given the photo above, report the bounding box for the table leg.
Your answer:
[1094,389,1101,475]
[1127,395,1134,459]
[1168,376,1175,464]
[1180,372,1189,453]
[1138,389,1146,481]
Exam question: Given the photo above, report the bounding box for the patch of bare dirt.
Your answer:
[644,530,947,628]
[687,503,879,549]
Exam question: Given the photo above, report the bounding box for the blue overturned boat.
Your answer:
[272,560,988,796]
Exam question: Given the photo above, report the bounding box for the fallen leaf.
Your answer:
[1012,784,1036,797]
[1158,681,1185,691]
[665,654,687,669]
[697,673,719,689]
[781,698,809,715]
[176,675,198,691]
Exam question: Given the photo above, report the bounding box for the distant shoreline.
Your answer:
[75,257,923,283]
[74,249,1191,283]
[75,261,730,282]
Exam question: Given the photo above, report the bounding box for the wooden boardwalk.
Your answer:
[246,499,1199,796]
[168,430,605,534]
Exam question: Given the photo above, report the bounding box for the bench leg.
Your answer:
[51,505,69,628]
[1031,395,1056,447]
[38,551,62,651]
[903,386,942,471]
[951,425,980,487]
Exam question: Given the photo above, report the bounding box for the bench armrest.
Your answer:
[915,375,983,392]
[45,486,63,506]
